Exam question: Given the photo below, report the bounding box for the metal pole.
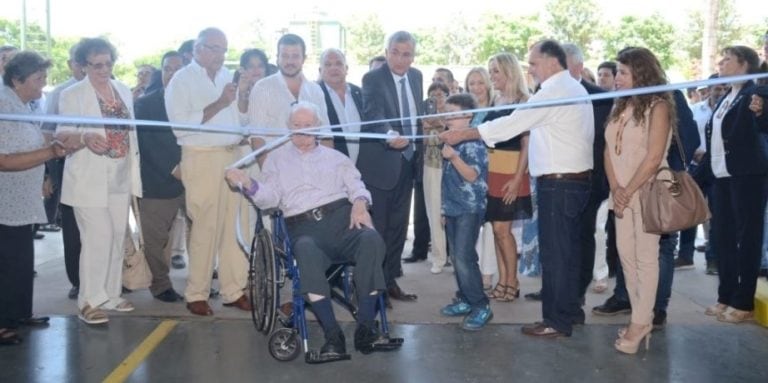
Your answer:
[46,0,52,57]
[20,0,27,50]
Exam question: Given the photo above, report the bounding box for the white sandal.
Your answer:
[79,305,109,325]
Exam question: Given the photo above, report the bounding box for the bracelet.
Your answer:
[244,178,259,197]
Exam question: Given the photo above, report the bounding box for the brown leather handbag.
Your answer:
[639,126,711,234]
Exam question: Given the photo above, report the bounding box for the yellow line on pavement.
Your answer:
[102,319,178,383]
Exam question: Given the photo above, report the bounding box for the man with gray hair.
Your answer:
[317,48,363,163]
[225,102,401,363]
[165,27,252,316]
[358,31,424,305]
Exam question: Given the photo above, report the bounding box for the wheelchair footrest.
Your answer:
[304,350,352,364]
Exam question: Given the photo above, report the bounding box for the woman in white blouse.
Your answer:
[0,51,70,345]
[56,38,142,325]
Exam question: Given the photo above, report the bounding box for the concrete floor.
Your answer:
[2,225,767,382]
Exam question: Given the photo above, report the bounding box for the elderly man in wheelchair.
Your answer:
[226,102,402,363]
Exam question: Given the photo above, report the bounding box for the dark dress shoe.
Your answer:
[171,255,186,269]
[33,233,45,240]
[0,328,22,346]
[306,330,350,364]
[524,290,542,301]
[223,294,253,311]
[17,316,50,326]
[154,289,184,303]
[652,309,667,331]
[521,323,567,338]
[402,254,427,263]
[209,288,220,298]
[187,300,213,316]
[387,285,417,302]
[592,295,631,316]
[354,323,402,354]
[68,286,79,300]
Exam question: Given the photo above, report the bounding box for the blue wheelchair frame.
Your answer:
[250,209,393,362]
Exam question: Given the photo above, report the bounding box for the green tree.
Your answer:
[603,14,678,69]
[682,0,746,61]
[346,14,385,66]
[545,0,600,56]
[474,14,544,63]
[413,14,478,65]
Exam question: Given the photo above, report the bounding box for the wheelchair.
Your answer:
[246,209,403,363]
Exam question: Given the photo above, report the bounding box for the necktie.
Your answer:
[399,78,414,160]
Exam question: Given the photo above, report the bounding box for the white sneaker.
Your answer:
[430,264,443,274]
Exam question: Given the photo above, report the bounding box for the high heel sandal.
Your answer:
[614,324,652,355]
[496,284,520,302]
[486,284,508,299]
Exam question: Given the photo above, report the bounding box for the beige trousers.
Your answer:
[423,165,447,267]
[615,206,659,326]
[181,146,250,303]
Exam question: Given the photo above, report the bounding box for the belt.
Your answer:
[284,199,349,225]
[539,170,591,180]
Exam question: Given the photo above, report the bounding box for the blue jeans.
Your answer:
[762,204,768,269]
[445,212,487,309]
[537,178,590,335]
[679,177,714,263]
[614,233,676,312]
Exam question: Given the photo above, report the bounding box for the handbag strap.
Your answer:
[130,196,144,248]
[671,123,688,172]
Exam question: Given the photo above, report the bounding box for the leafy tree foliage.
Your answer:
[345,14,386,66]
[545,0,600,57]
[603,14,677,69]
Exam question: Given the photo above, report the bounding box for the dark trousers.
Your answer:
[43,158,64,224]
[712,175,768,311]
[140,195,185,296]
[0,224,35,327]
[679,177,714,263]
[288,204,386,299]
[411,180,430,258]
[368,157,414,287]
[537,178,590,335]
[578,181,608,299]
[60,204,81,288]
[613,233,677,312]
[605,211,619,276]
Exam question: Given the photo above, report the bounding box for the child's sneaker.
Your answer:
[440,301,471,317]
[462,305,493,331]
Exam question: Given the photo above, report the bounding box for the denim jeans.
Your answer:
[614,233,676,312]
[445,212,487,309]
[762,204,768,269]
[537,178,590,335]
[678,177,714,263]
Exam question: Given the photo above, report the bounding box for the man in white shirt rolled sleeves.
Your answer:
[164,27,252,316]
[441,39,594,338]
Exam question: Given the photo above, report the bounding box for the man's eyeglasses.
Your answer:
[87,61,114,70]
[202,44,227,54]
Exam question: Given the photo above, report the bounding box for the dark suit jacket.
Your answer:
[357,63,424,190]
[581,80,613,199]
[703,81,768,177]
[318,81,363,158]
[134,89,184,199]
[669,90,700,171]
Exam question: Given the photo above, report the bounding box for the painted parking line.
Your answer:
[102,320,178,383]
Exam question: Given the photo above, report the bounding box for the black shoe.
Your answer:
[17,316,50,327]
[354,323,402,354]
[402,254,427,263]
[306,330,350,364]
[524,290,542,301]
[68,286,79,300]
[592,295,631,316]
[154,288,184,303]
[209,288,220,298]
[171,255,186,269]
[706,261,718,275]
[652,309,667,331]
[674,257,695,270]
[122,286,133,294]
[33,233,45,240]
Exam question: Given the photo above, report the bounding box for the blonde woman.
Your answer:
[483,53,532,302]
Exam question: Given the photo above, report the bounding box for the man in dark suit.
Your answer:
[357,31,423,303]
[134,51,187,303]
[317,48,363,163]
[562,44,615,307]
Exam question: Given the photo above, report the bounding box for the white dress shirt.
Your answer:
[710,92,736,178]
[391,72,418,155]
[165,60,244,147]
[478,70,594,177]
[327,84,362,163]
[691,100,713,153]
[248,72,329,142]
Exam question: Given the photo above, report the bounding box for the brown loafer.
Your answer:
[223,294,252,311]
[187,300,213,316]
[521,322,567,338]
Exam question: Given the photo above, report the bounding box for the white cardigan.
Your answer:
[57,77,142,207]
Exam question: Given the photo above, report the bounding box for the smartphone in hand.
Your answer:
[232,70,241,86]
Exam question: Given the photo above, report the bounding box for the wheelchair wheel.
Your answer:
[248,227,277,335]
[268,328,301,362]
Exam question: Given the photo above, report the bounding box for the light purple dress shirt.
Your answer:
[251,141,371,217]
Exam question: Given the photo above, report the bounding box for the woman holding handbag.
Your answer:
[604,47,674,354]
[703,46,768,324]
